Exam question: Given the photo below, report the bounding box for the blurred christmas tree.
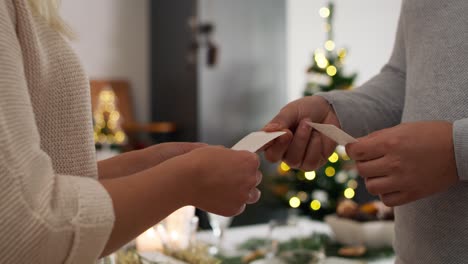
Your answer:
[271,2,358,220]
[93,86,127,148]
[305,2,357,95]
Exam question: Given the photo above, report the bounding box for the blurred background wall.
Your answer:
[198,0,287,147]
[62,0,401,139]
[62,0,150,123]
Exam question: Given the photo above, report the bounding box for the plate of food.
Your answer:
[325,200,394,249]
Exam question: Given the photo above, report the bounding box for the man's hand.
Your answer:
[346,121,459,206]
[263,96,340,171]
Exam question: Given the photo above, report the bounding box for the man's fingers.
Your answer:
[264,130,293,163]
[356,156,400,178]
[246,188,261,204]
[346,135,387,161]
[380,191,406,207]
[301,131,326,171]
[255,171,263,186]
[283,119,313,168]
[264,102,301,132]
[365,176,399,196]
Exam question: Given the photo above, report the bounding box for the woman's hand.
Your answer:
[98,142,207,179]
[143,142,208,166]
[171,146,262,216]
[263,96,340,171]
[100,145,261,254]
[346,121,459,206]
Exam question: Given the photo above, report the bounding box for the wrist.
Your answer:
[155,154,198,208]
[99,159,191,253]
[307,95,340,127]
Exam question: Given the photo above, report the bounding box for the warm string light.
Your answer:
[326,65,337,76]
[319,7,330,18]
[344,188,355,199]
[317,4,349,80]
[280,162,290,172]
[298,191,308,202]
[338,48,347,59]
[115,131,126,143]
[324,40,335,51]
[335,171,348,184]
[347,179,358,189]
[305,171,316,180]
[310,200,321,211]
[314,49,329,69]
[328,152,339,163]
[325,166,336,177]
[289,196,301,208]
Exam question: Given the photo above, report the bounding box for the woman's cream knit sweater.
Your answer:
[0,0,115,263]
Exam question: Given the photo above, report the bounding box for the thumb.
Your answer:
[263,103,301,132]
[264,96,332,132]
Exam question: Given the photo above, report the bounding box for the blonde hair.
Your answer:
[27,0,74,38]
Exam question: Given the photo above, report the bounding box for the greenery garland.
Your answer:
[115,233,393,264]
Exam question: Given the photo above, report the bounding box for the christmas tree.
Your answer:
[271,1,358,220]
[93,86,127,147]
[304,2,357,95]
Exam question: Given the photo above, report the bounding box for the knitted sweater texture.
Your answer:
[320,1,468,263]
[0,0,114,263]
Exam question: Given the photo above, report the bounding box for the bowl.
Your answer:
[324,215,394,248]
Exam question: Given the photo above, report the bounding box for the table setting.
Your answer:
[103,128,396,264]
[107,213,395,264]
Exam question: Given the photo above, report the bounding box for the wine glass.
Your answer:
[206,212,232,255]
[265,220,279,259]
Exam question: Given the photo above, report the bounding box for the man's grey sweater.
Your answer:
[319,1,468,263]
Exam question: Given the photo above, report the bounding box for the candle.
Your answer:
[136,206,196,252]
[136,227,164,252]
[163,206,196,250]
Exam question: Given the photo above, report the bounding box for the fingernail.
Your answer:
[298,123,311,135]
[256,171,263,184]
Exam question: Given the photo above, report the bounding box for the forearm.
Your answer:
[98,149,150,180]
[100,159,189,256]
[317,65,405,137]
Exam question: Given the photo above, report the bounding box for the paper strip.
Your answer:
[306,122,357,146]
[231,131,286,152]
